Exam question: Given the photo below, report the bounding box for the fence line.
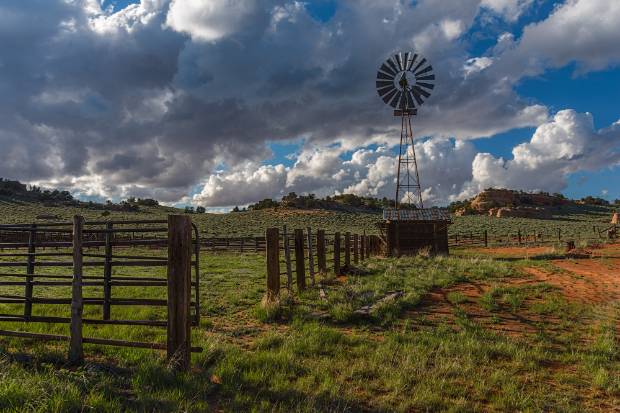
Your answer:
[264,227,382,298]
[0,216,202,370]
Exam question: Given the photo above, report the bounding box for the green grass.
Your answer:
[0,198,616,239]
[0,245,618,411]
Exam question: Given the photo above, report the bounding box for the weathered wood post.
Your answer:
[69,215,84,365]
[294,229,306,291]
[360,233,366,261]
[24,224,36,319]
[317,229,326,273]
[283,226,293,291]
[334,232,341,275]
[365,234,371,257]
[344,232,351,270]
[484,230,488,247]
[167,215,192,371]
[103,222,113,320]
[306,227,315,286]
[353,234,359,264]
[265,228,280,299]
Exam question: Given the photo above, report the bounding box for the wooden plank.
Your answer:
[306,227,315,286]
[283,226,292,291]
[334,232,341,275]
[69,215,84,365]
[353,234,359,264]
[265,228,280,300]
[24,224,36,319]
[294,229,306,291]
[317,230,326,273]
[361,233,366,261]
[344,232,351,270]
[167,215,192,371]
[103,222,112,320]
[192,223,200,327]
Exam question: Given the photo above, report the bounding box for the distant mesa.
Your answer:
[452,188,577,220]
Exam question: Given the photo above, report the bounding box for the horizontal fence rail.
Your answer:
[0,216,202,371]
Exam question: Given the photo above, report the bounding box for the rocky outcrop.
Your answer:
[489,207,553,219]
[470,189,569,213]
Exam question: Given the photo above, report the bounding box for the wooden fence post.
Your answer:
[294,229,306,291]
[344,232,351,269]
[283,226,293,291]
[69,215,84,365]
[103,222,113,320]
[334,232,341,275]
[361,233,366,261]
[306,227,315,286]
[353,234,359,264]
[365,234,371,257]
[265,228,280,299]
[317,229,326,273]
[24,224,36,319]
[167,215,192,371]
[484,230,488,247]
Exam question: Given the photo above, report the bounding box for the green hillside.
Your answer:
[0,198,616,240]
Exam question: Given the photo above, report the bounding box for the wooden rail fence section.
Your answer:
[264,227,382,298]
[0,215,202,371]
[448,225,618,248]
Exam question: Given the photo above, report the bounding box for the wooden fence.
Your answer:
[264,227,382,297]
[0,215,201,370]
[449,225,618,248]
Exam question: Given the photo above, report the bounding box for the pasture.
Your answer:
[0,202,617,411]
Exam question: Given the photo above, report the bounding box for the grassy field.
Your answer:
[0,243,618,411]
[0,199,616,239]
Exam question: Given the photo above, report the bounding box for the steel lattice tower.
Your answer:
[395,111,423,209]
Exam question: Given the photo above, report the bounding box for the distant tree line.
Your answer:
[0,178,161,213]
[244,192,402,213]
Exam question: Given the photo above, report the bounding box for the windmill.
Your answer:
[375,51,435,209]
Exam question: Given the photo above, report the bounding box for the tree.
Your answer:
[196,206,206,213]
[184,206,195,214]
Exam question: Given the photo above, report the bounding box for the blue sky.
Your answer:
[1,0,620,208]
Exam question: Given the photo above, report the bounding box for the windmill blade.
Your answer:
[381,88,398,104]
[413,85,431,98]
[416,82,434,90]
[386,57,399,74]
[415,65,433,77]
[411,58,426,74]
[406,54,418,70]
[380,63,396,77]
[376,71,394,81]
[376,80,393,89]
[377,85,396,97]
[398,92,408,109]
[394,53,404,71]
[411,88,424,106]
[406,91,416,109]
[416,74,435,81]
[402,52,410,70]
[389,90,402,108]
